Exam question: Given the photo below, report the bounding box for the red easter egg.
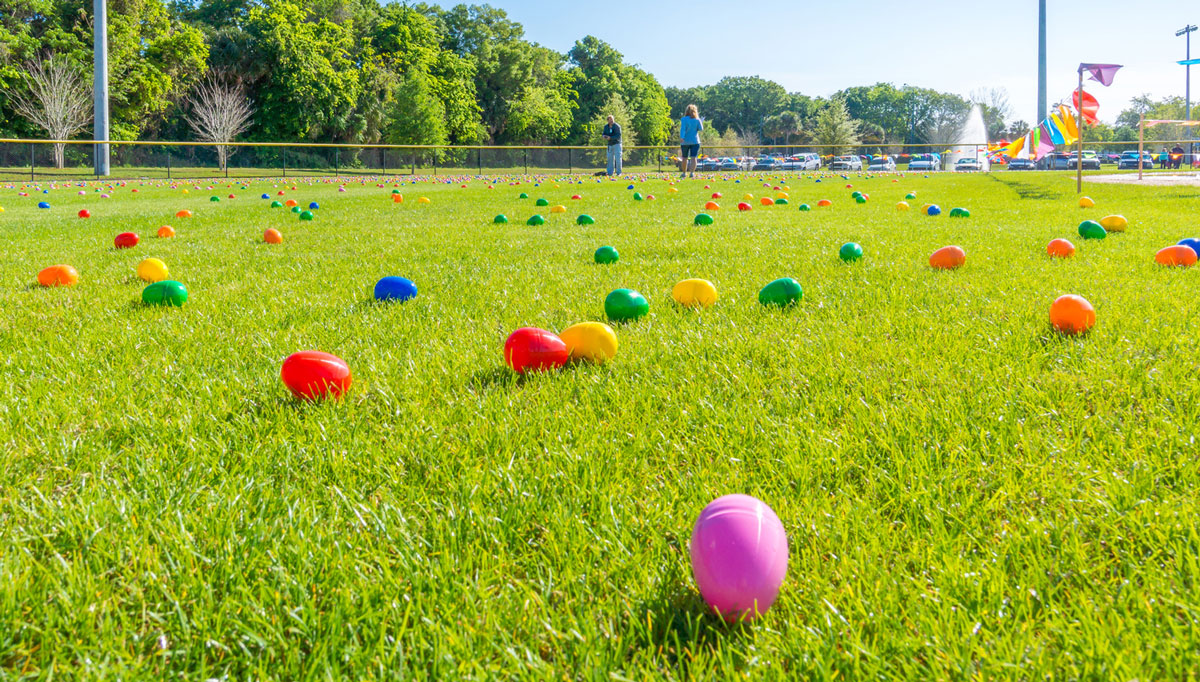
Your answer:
[78,209,91,218]
[114,232,139,249]
[737,202,752,211]
[504,328,568,374]
[281,350,352,400]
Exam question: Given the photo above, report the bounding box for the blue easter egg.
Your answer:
[1178,238,1200,257]
[309,202,319,209]
[373,276,417,302]
[37,201,50,209]
[261,193,269,199]
[926,205,942,216]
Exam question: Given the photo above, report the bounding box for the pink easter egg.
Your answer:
[690,494,788,621]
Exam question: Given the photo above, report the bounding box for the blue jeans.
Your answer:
[606,144,622,175]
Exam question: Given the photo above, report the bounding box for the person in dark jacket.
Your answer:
[602,115,622,176]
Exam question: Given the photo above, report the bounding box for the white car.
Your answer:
[867,157,896,171]
[830,155,862,171]
[782,153,821,171]
[955,158,984,172]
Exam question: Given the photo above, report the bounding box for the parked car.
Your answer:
[781,153,821,171]
[695,157,719,172]
[1099,152,1121,164]
[1036,153,1072,170]
[907,154,941,171]
[830,155,862,171]
[1117,151,1155,170]
[955,157,984,172]
[719,157,742,172]
[753,156,782,171]
[867,157,896,171]
[1069,151,1101,170]
[1007,158,1035,170]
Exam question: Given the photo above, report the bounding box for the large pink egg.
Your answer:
[689,494,788,621]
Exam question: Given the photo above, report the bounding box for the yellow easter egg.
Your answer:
[896,201,910,211]
[668,187,678,193]
[742,193,754,201]
[775,192,789,199]
[550,205,567,214]
[137,257,169,283]
[1099,214,1127,232]
[558,322,618,363]
[1078,196,1095,208]
[417,197,431,204]
[671,278,718,308]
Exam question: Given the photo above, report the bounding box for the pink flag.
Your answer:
[1079,63,1122,86]
[1034,125,1055,160]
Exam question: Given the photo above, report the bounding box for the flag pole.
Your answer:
[1138,114,1144,181]
[1077,67,1084,193]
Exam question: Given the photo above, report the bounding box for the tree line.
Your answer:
[0,0,1188,157]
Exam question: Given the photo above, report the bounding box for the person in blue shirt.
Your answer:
[602,115,622,176]
[679,104,703,178]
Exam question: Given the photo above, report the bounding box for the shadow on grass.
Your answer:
[987,172,1061,200]
[468,365,526,391]
[622,578,755,672]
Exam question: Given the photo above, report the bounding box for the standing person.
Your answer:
[679,104,703,179]
[602,115,622,176]
[1159,147,1169,170]
[1171,143,1185,169]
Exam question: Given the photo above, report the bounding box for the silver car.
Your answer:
[830,155,862,171]
[867,157,896,171]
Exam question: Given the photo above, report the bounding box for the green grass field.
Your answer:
[1,170,1198,679]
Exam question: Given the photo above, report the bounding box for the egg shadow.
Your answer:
[1038,324,1093,346]
[468,365,526,392]
[622,578,755,671]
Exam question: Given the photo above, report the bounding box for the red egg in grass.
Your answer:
[504,328,568,374]
[78,209,91,218]
[114,232,139,249]
[281,351,352,400]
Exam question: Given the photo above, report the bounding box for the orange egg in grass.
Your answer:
[157,225,175,238]
[37,264,79,287]
[1155,245,1197,267]
[928,245,966,270]
[817,199,832,207]
[1046,238,1075,258]
[1049,294,1095,335]
[264,228,283,244]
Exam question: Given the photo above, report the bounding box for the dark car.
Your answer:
[1117,151,1154,170]
[752,156,782,171]
[1007,158,1035,170]
[1099,152,1121,164]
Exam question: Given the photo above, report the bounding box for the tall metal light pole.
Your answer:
[93,0,109,176]
[1037,0,1047,125]
[1178,24,1197,166]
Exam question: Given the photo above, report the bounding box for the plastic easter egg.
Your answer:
[550,205,567,214]
[839,242,863,262]
[526,214,545,226]
[271,200,283,208]
[694,213,714,226]
[264,228,283,244]
[209,196,220,202]
[114,232,139,249]
[37,264,79,287]
[633,193,644,201]
[737,202,752,211]
[774,198,788,205]
[374,276,418,302]
[504,328,569,374]
[926,204,942,216]
[291,206,302,214]
[1155,245,1198,267]
[176,210,192,218]
[671,279,717,308]
[594,246,619,264]
[896,201,910,211]
[308,202,319,210]
[558,322,618,363]
[928,245,965,270]
[392,194,403,204]
[604,289,649,322]
[493,214,508,224]
[141,280,188,307]
[711,192,722,199]
[37,202,50,209]
[519,192,529,199]
[1046,238,1075,258]
[758,278,802,306]
[905,192,917,200]
[1099,215,1127,232]
[798,203,811,211]
[690,494,789,621]
[1078,196,1095,208]
[704,201,720,210]
[78,209,90,218]
[949,207,970,218]
[759,197,774,206]
[1078,220,1106,240]
[535,198,549,206]
[817,199,832,207]
[281,350,352,400]
[261,193,270,199]
[137,257,169,283]
[576,214,595,225]
[1049,294,1095,335]
[157,225,175,238]
[1178,238,1200,256]
[854,195,866,204]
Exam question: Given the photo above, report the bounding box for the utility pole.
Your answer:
[1037,0,1047,125]
[93,0,109,176]
[1177,24,1197,166]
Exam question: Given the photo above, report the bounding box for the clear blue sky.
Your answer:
[480,0,1197,125]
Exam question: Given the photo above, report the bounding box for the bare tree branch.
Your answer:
[185,76,254,171]
[10,55,93,169]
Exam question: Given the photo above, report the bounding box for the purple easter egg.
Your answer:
[690,494,788,621]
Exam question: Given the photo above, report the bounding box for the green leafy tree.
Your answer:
[703,76,789,136]
[813,98,860,154]
[586,92,635,164]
